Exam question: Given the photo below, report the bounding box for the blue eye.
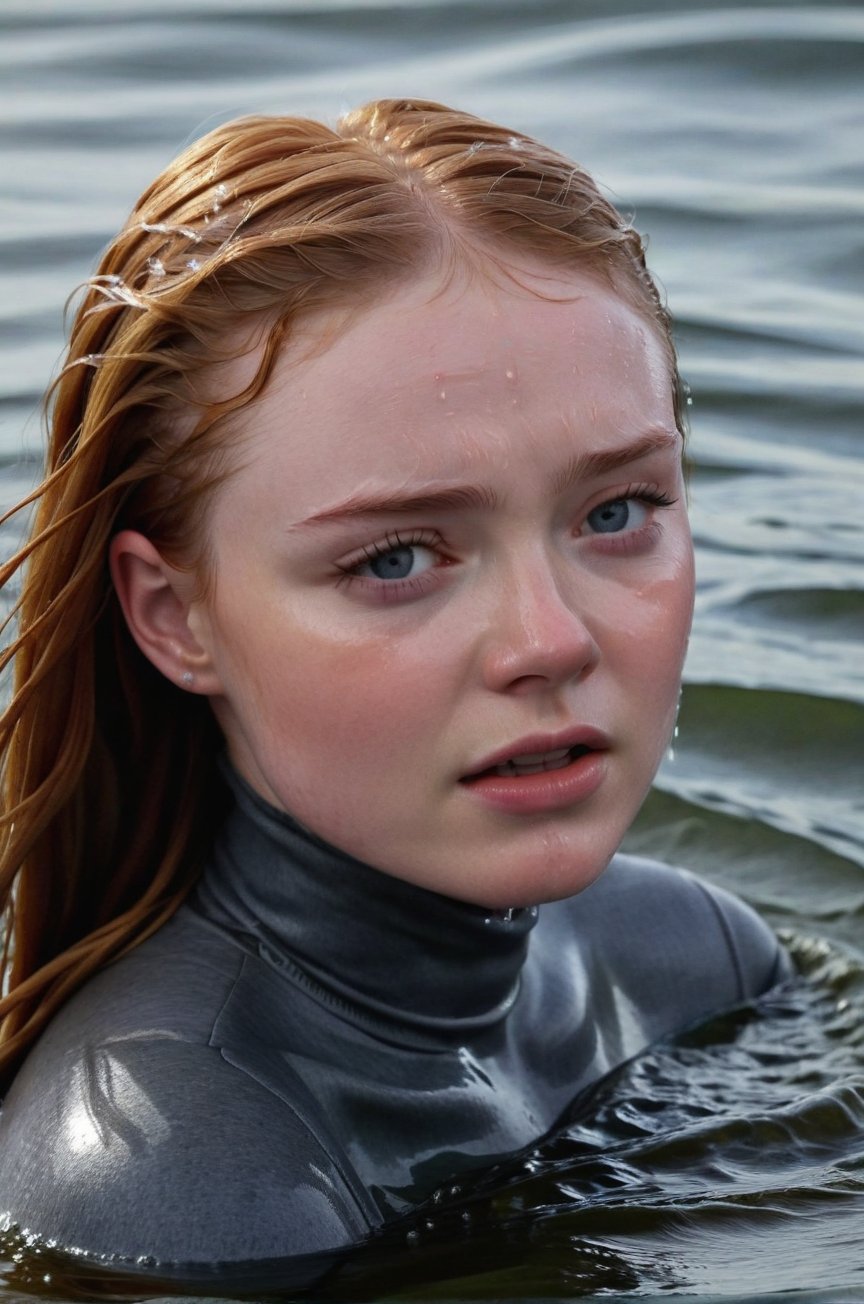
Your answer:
[355,542,437,581]
[367,546,415,579]
[586,498,649,534]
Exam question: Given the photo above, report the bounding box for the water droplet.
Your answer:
[449,1183,462,1198]
[147,256,165,278]
[424,1218,435,1231]
[686,395,693,406]
[505,368,515,381]
[461,1209,472,1222]
[406,1229,420,1246]
[211,182,230,214]
[485,906,518,924]
[186,257,201,272]
[439,389,447,400]
[139,220,200,242]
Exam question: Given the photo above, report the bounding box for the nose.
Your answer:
[480,554,600,696]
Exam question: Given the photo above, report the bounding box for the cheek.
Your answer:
[603,558,694,691]
[245,620,455,763]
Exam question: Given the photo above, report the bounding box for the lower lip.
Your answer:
[461,750,608,815]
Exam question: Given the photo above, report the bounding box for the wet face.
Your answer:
[185,260,694,907]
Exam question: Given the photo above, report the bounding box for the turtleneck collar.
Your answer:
[192,765,539,1038]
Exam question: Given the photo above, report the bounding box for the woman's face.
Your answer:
[186,259,694,907]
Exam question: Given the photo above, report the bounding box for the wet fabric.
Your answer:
[0,768,791,1265]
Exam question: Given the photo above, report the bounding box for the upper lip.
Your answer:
[461,726,611,780]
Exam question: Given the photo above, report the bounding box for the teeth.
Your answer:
[493,748,576,777]
[513,747,570,764]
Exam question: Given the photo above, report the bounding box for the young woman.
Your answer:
[0,100,790,1267]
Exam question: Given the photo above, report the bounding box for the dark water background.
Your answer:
[1,0,863,1300]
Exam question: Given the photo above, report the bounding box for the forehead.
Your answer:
[206,259,675,521]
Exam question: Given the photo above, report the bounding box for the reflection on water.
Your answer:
[1,0,862,1299]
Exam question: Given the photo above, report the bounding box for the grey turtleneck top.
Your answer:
[0,769,790,1266]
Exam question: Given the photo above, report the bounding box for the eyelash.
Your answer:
[620,484,678,510]
[581,483,678,552]
[336,485,679,595]
[336,530,447,596]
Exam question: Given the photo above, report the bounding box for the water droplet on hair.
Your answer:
[406,1229,420,1246]
[187,257,201,272]
[139,220,200,242]
[686,395,694,406]
[211,182,230,214]
[508,135,524,150]
[101,279,147,309]
[147,256,165,278]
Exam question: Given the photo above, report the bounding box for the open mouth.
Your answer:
[468,743,596,781]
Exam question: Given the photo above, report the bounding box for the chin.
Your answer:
[461,838,619,911]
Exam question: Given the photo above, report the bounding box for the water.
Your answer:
[1,0,862,1299]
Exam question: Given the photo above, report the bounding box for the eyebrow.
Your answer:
[294,428,680,529]
[551,428,680,494]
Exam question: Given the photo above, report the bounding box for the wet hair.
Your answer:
[0,99,685,1085]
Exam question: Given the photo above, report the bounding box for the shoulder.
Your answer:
[0,912,372,1263]
[542,853,792,1036]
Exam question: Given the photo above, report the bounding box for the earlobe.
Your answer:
[109,530,221,694]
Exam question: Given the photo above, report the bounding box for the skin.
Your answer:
[113,256,695,909]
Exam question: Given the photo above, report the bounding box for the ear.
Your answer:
[109,530,222,695]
